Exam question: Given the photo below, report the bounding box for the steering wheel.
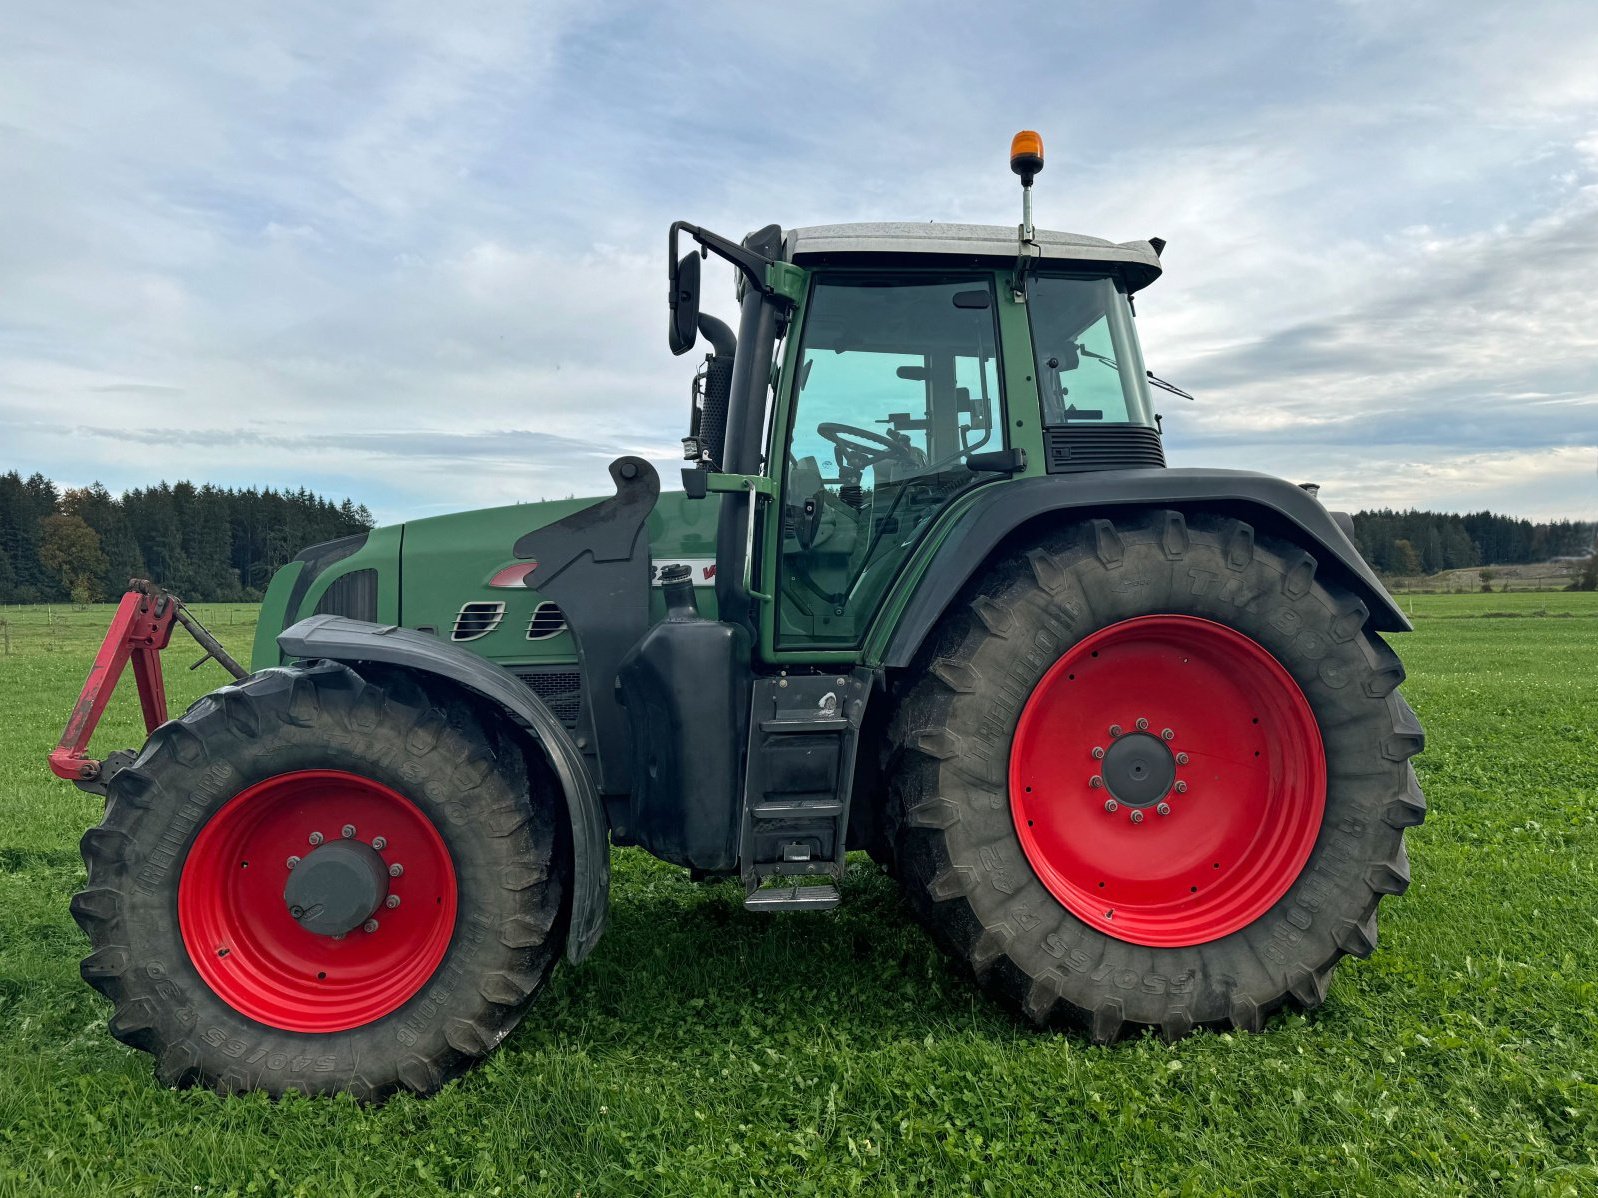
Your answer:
[816,422,922,472]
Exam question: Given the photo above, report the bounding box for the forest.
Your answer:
[1349,508,1595,577]
[0,471,373,604]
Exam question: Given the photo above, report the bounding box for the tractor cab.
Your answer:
[771,228,1164,649]
[668,215,1166,661]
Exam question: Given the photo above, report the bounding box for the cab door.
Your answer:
[768,270,1008,653]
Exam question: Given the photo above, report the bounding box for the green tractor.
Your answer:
[52,133,1424,1099]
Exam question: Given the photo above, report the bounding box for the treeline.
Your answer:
[1351,509,1595,577]
[4,469,1594,602]
[0,472,373,604]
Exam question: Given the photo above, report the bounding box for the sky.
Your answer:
[3,0,1596,526]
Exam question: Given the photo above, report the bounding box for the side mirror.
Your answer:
[669,252,701,356]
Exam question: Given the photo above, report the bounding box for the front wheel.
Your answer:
[888,511,1425,1041]
[71,660,569,1099]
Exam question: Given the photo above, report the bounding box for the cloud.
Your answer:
[2,0,1597,529]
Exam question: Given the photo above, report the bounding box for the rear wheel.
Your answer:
[889,511,1425,1041]
[72,660,569,1099]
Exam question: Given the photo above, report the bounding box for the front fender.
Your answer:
[278,615,608,963]
[880,468,1407,670]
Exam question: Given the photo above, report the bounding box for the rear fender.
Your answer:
[881,468,1408,670]
[278,614,607,963]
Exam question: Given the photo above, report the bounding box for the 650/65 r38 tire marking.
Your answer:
[178,769,458,1033]
[1010,614,1325,948]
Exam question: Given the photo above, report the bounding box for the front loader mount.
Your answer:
[48,579,248,795]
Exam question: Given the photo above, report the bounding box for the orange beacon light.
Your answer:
[1010,130,1044,186]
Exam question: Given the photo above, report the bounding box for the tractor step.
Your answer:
[749,798,845,819]
[739,669,874,908]
[742,881,841,913]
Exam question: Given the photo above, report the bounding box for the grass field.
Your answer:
[1,596,1595,1196]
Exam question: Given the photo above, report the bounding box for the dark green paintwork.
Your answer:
[251,491,723,673]
[248,525,401,668]
[250,560,301,667]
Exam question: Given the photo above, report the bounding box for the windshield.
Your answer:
[1027,275,1155,426]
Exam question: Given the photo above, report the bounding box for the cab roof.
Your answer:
[782,222,1163,292]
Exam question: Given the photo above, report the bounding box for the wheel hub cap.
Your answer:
[1100,732,1175,808]
[283,840,389,936]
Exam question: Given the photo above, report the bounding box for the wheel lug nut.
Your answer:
[385,894,401,909]
[1161,728,1175,741]
[1104,799,1119,813]
[1091,746,1105,760]
[286,855,300,869]
[341,824,356,839]
[1129,809,1145,824]
[1108,724,1123,738]
[1136,717,1149,731]
[289,904,304,918]
[308,832,323,846]
[371,836,387,851]
[1176,752,1190,765]
[1089,775,1104,789]
[389,863,404,877]
[362,919,379,933]
[1174,781,1188,794]
[1156,802,1171,816]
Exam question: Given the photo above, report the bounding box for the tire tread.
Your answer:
[886,508,1426,1041]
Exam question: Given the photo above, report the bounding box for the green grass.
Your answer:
[1390,591,1598,619]
[1,595,1595,1196]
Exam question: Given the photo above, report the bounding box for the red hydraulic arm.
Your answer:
[48,579,248,789]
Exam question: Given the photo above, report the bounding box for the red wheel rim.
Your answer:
[178,770,458,1032]
[1010,615,1325,947]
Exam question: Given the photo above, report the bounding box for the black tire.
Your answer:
[887,510,1425,1042]
[71,659,569,1099]
[864,841,898,874]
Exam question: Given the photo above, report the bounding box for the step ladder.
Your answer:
[740,669,872,912]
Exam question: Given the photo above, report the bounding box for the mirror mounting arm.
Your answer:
[669,221,788,303]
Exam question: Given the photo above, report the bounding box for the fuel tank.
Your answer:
[615,565,749,871]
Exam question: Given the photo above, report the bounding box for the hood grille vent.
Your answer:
[526,601,568,641]
[451,601,505,641]
[312,569,378,622]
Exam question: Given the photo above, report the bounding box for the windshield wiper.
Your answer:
[1146,371,1194,401]
[1076,343,1195,401]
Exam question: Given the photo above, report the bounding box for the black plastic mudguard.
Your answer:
[882,467,1408,670]
[278,614,608,963]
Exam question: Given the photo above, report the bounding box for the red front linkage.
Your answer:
[48,579,247,791]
